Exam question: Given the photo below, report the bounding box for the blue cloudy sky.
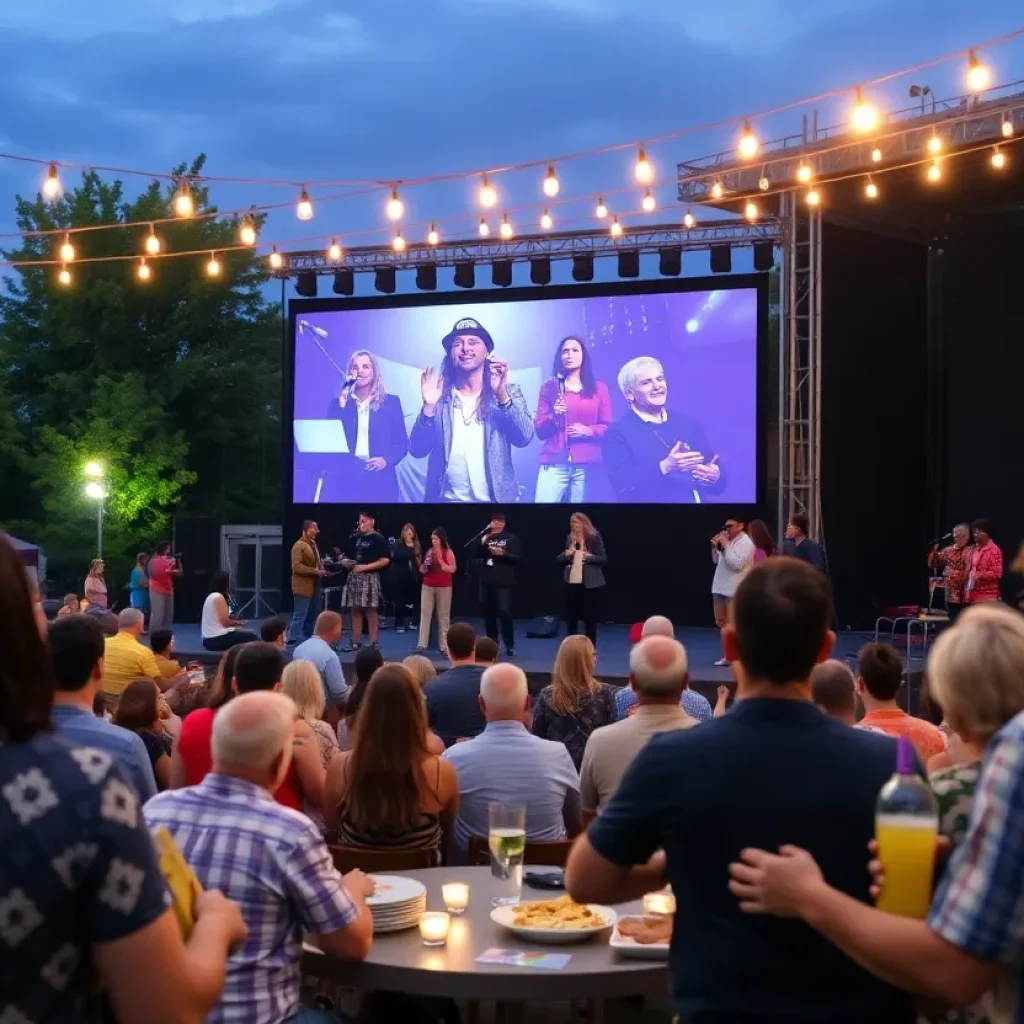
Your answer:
[0,1,1020,285]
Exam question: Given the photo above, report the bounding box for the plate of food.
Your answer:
[609,914,672,959]
[490,895,617,945]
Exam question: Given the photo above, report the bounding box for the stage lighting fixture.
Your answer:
[618,251,640,278]
[492,260,512,288]
[659,246,682,277]
[710,244,732,274]
[753,242,774,271]
[454,261,475,289]
[374,267,396,294]
[416,263,437,291]
[572,254,594,282]
[530,257,551,285]
[295,270,317,297]
[332,269,354,296]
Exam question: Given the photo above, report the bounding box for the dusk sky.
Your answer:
[0,1,1021,288]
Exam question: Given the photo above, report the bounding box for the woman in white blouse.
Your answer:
[200,570,260,651]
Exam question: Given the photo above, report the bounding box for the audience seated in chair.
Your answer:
[425,623,486,748]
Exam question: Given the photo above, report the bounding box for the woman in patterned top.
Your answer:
[532,634,616,769]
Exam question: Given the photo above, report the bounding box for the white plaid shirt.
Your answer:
[144,773,358,1024]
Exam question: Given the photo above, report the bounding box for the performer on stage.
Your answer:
[341,511,391,650]
[783,513,825,572]
[602,356,722,503]
[928,523,972,621]
[965,518,1003,605]
[288,519,327,646]
[534,336,613,503]
[710,517,755,666]
[479,511,520,657]
[557,512,607,645]
[388,523,422,633]
[417,528,457,655]
[326,349,408,502]
[409,317,534,503]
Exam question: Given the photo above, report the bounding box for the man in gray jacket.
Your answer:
[410,317,534,503]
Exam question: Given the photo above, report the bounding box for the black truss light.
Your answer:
[530,257,551,285]
[572,254,594,282]
[618,251,640,278]
[753,241,774,271]
[492,260,512,288]
[659,246,682,276]
[332,269,354,296]
[710,244,732,273]
[374,266,396,294]
[416,263,437,291]
[454,261,475,289]
[295,270,317,297]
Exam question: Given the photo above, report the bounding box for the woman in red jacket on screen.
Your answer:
[534,335,613,503]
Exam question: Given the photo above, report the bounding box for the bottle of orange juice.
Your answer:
[875,735,939,918]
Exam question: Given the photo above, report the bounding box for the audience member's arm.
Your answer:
[324,655,348,703]
[128,733,158,803]
[436,758,461,844]
[578,739,599,828]
[426,729,445,755]
[323,751,348,833]
[563,787,584,838]
[292,718,326,808]
[153,753,171,790]
[168,739,188,789]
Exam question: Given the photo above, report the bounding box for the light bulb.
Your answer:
[427,225,439,246]
[58,264,71,286]
[42,162,61,200]
[392,232,406,252]
[540,210,553,230]
[991,146,1006,169]
[851,88,879,132]
[479,218,490,237]
[865,179,879,199]
[744,201,758,222]
[1002,117,1014,138]
[683,210,695,229]
[927,133,942,155]
[144,225,160,255]
[871,147,883,162]
[206,253,221,277]
[59,234,75,263]
[174,181,193,218]
[634,146,652,184]
[269,246,283,270]
[542,165,560,197]
[296,187,313,221]
[806,189,821,207]
[499,215,513,240]
[737,121,759,159]
[239,215,257,246]
[710,181,724,200]
[479,175,497,208]
[967,50,990,92]
[328,240,342,261]
[758,176,769,191]
[386,189,404,221]
[642,189,656,212]
[137,258,151,281]
[927,159,941,182]
[610,216,623,238]
[595,198,608,219]
[796,163,813,183]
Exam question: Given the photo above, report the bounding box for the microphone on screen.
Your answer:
[298,319,328,338]
[340,375,358,390]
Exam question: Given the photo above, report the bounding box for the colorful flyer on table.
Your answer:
[476,948,572,970]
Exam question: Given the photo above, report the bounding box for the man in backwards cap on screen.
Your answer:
[409,317,534,503]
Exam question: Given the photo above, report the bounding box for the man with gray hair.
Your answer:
[602,355,722,502]
[810,659,859,725]
[442,662,582,863]
[100,607,185,711]
[145,691,373,1024]
[581,635,698,820]
[928,522,973,622]
[615,616,713,722]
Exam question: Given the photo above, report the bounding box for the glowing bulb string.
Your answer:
[1,26,1021,198]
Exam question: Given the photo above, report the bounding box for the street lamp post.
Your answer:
[84,462,108,559]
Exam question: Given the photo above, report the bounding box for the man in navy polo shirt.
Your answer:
[566,558,914,1024]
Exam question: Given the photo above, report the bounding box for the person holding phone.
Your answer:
[556,513,607,645]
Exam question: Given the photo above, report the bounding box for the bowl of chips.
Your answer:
[490,895,617,945]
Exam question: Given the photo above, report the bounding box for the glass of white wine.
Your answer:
[488,803,526,907]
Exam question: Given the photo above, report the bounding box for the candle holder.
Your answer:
[419,912,451,947]
[643,891,676,917]
[442,882,470,915]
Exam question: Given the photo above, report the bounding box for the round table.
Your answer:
[303,865,669,1005]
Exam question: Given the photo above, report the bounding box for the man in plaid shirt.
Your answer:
[145,692,373,1024]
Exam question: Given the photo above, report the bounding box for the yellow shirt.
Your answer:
[101,630,160,698]
[155,654,182,680]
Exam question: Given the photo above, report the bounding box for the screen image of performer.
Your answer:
[928,523,972,621]
[710,517,755,666]
[966,518,1003,605]
[409,317,534,503]
[602,356,723,503]
[557,512,607,645]
[288,519,327,646]
[417,528,457,654]
[326,349,408,502]
[534,336,613,503]
[479,511,521,656]
[388,523,422,633]
[341,511,391,648]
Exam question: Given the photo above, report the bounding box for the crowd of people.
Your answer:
[7,516,1024,1024]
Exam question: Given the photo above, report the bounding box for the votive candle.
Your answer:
[442,882,470,915]
[419,912,451,946]
[643,891,676,917]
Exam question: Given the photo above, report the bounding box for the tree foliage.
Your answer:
[0,156,281,590]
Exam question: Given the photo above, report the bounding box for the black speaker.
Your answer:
[753,242,774,271]
[492,260,512,288]
[659,246,682,276]
[618,251,640,278]
[332,269,354,296]
[454,261,475,289]
[416,264,437,291]
[710,244,732,273]
[530,257,551,285]
[525,615,559,639]
[295,271,317,297]
[173,516,221,623]
[572,254,593,282]
[374,267,396,294]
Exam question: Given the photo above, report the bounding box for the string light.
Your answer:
[991,145,1006,169]
[58,264,71,286]
[540,210,553,230]
[595,197,608,219]
[296,187,313,221]
[927,132,942,155]
[206,252,221,277]
[744,201,758,222]
[806,188,821,207]
[386,189,404,221]
[328,239,342,261]
[479,218,490,237]
[269,246,283,270]
[710,181,724,200]
[871,147,883,162]
[966,50,990,92]
[42,163,61,200]
[499,215,513,240]
[634,147,652,184]
[865,177,879,199]
[641,189,656,212]
[851,87,879,132]
[610,216,623,238]
[542,166,560,197]
[59,233,75,262]
[392,231,406,252]
[737,120,759,160]
[427,225,440,246]
[144,225,160,255]
[1002,116,1014,138]
[683,210,695,229]
[174,180,194,218]
[796,163,813,184]
[137,258,151,281]
[239,214,257,246]
[478,175,497,208]
[927,158,942,182]
[758,176,770,191]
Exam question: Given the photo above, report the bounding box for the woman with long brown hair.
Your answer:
[114,678,173,790]
[389,523,422,633]
[557,512,607,645]
[324,663,459,857]
[532,634,615,769]
[748,519,777,563]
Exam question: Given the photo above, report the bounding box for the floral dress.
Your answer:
[531,682,616,770]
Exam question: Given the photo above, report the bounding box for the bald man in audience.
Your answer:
[442,662,582,863]
[811,660,859,725]
[145,692,373,1024]
[581,636,698,823]
[292,610,347,705]
[615,615,713,722]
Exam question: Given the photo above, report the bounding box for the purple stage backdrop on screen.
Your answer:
[291,288,757,506]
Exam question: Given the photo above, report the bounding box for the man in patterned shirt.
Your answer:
[145,692,373,1024]
[614,615,713,722]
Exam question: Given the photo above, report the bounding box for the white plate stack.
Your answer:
[366,875,427,934]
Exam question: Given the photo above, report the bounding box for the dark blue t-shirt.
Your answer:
[425,665,486,748]
[587,698,915,1023]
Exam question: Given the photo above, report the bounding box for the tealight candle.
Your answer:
[442,882,470,915]
[419,912,451,946]
[643,891,676,917]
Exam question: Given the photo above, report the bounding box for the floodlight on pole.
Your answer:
[83,464,108,558]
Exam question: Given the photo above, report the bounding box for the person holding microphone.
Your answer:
[557,513,607,645]
[416,528,457,655]
[710,517,755,666]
